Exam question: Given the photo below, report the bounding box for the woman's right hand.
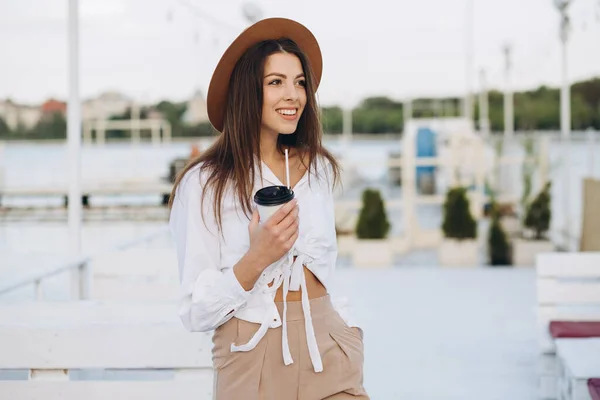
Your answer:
[247,199,299,270]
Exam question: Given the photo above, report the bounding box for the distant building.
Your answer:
[41,99,67,115]
[0,99,42,131]
[183,89,209,125]
[82,91,131,121]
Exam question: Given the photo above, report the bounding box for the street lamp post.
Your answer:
[463,0,474,123]
[555,0,572,141]
[553,0,573,249]
[503,44,514,139]
[67,0,89,299]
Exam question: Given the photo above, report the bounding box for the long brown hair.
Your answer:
[169,38,340,232]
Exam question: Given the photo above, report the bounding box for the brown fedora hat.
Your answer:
[206,17,323,133]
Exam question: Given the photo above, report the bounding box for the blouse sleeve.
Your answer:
[169,167,251,332]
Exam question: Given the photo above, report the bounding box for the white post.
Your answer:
[539,135,550,186]
[151,122,160,147]
[82,121,92,145]
[472,138,486,220]
[342,107,353,153]
[403,99,412,132]
[478,68,490,137]
[97,120,106,146]
[131,102,141,144]
[557,0,572,250]
[67,0,85,299]
[588,128,596,177]
[163,121,172,143]
[503,44,514,139]
[402,122,416,251]
[463,0,474,122]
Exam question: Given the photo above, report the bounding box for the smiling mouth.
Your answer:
[276,109,297,116]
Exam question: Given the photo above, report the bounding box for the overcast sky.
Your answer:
[1,0,599,107]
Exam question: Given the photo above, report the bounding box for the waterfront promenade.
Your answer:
[0,241,539,399]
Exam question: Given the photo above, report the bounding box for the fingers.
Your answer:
[283,225,300,248]
[248,207,260,234]
[267,198,298,226]
[279,204,299,231]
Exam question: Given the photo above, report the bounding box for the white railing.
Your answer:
[82,118,172,146]
[0,226,171,301]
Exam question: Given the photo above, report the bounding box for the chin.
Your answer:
[278,126,299,135]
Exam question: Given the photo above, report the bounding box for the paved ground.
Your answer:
[332,267,538,399]
[2,248,539,399]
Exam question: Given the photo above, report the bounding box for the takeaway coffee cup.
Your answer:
[254,185,295,223]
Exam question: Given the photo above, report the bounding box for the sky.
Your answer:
[0,0,599,107]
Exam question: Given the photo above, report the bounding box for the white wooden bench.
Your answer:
[0,301,214,400]
[89,248,179,301]
[536,252,600,399]
[555,338,600,400]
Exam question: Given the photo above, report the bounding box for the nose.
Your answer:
[283,81,299,102]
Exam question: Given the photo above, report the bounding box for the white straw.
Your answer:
[284,149,290,189]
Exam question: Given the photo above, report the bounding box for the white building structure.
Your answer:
[0,100,42,130]
[182,89,209,125]
[82,91,131,122]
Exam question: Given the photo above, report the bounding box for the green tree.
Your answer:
[156,101,187,136]
[441,187,477,240]
[29,112,67,139]
[0,117,10,137]
[321,106,343,134]
[355,188,391,239]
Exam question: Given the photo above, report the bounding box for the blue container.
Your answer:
[415,127,437,180]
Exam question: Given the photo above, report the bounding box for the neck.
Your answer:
[259,129,283,163]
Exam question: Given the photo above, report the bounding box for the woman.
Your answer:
[169,17,368,399]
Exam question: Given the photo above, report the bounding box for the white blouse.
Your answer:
[168,155,359,374]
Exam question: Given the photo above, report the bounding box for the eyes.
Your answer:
[267,78,306,88]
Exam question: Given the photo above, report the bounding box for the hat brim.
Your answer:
[206,17,323,133]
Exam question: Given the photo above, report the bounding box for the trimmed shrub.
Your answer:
[524,182,552,240]
[442,186,477,240]
[355,188,391,239]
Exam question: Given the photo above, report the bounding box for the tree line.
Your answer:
[1,77,599,140]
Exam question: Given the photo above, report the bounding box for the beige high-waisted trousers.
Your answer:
[211,295,369,400]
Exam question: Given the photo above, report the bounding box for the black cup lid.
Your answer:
[254,185,295,206]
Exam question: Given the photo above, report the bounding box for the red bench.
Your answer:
[536,253,600,399]
[589,378,600,400]
[550,321,600,339]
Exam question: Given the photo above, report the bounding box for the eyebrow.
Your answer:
[264,73,305,79]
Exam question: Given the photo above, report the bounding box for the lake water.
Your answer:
[0,134,597,266]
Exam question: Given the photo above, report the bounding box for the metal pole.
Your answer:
[557,1,572,250]
[463,0,474,122]
[503,44,514,139]
[67,0,87,299]
[478,68,490,137]
[560,17,571,142]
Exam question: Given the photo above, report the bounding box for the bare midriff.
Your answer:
[269,256,327,302]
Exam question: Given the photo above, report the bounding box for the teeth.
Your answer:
[277,109,296,116]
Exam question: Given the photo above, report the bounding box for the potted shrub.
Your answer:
[351,188,392,267]
[487,202,512,266]
[438,186,479,266]
[513,182,555,266]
